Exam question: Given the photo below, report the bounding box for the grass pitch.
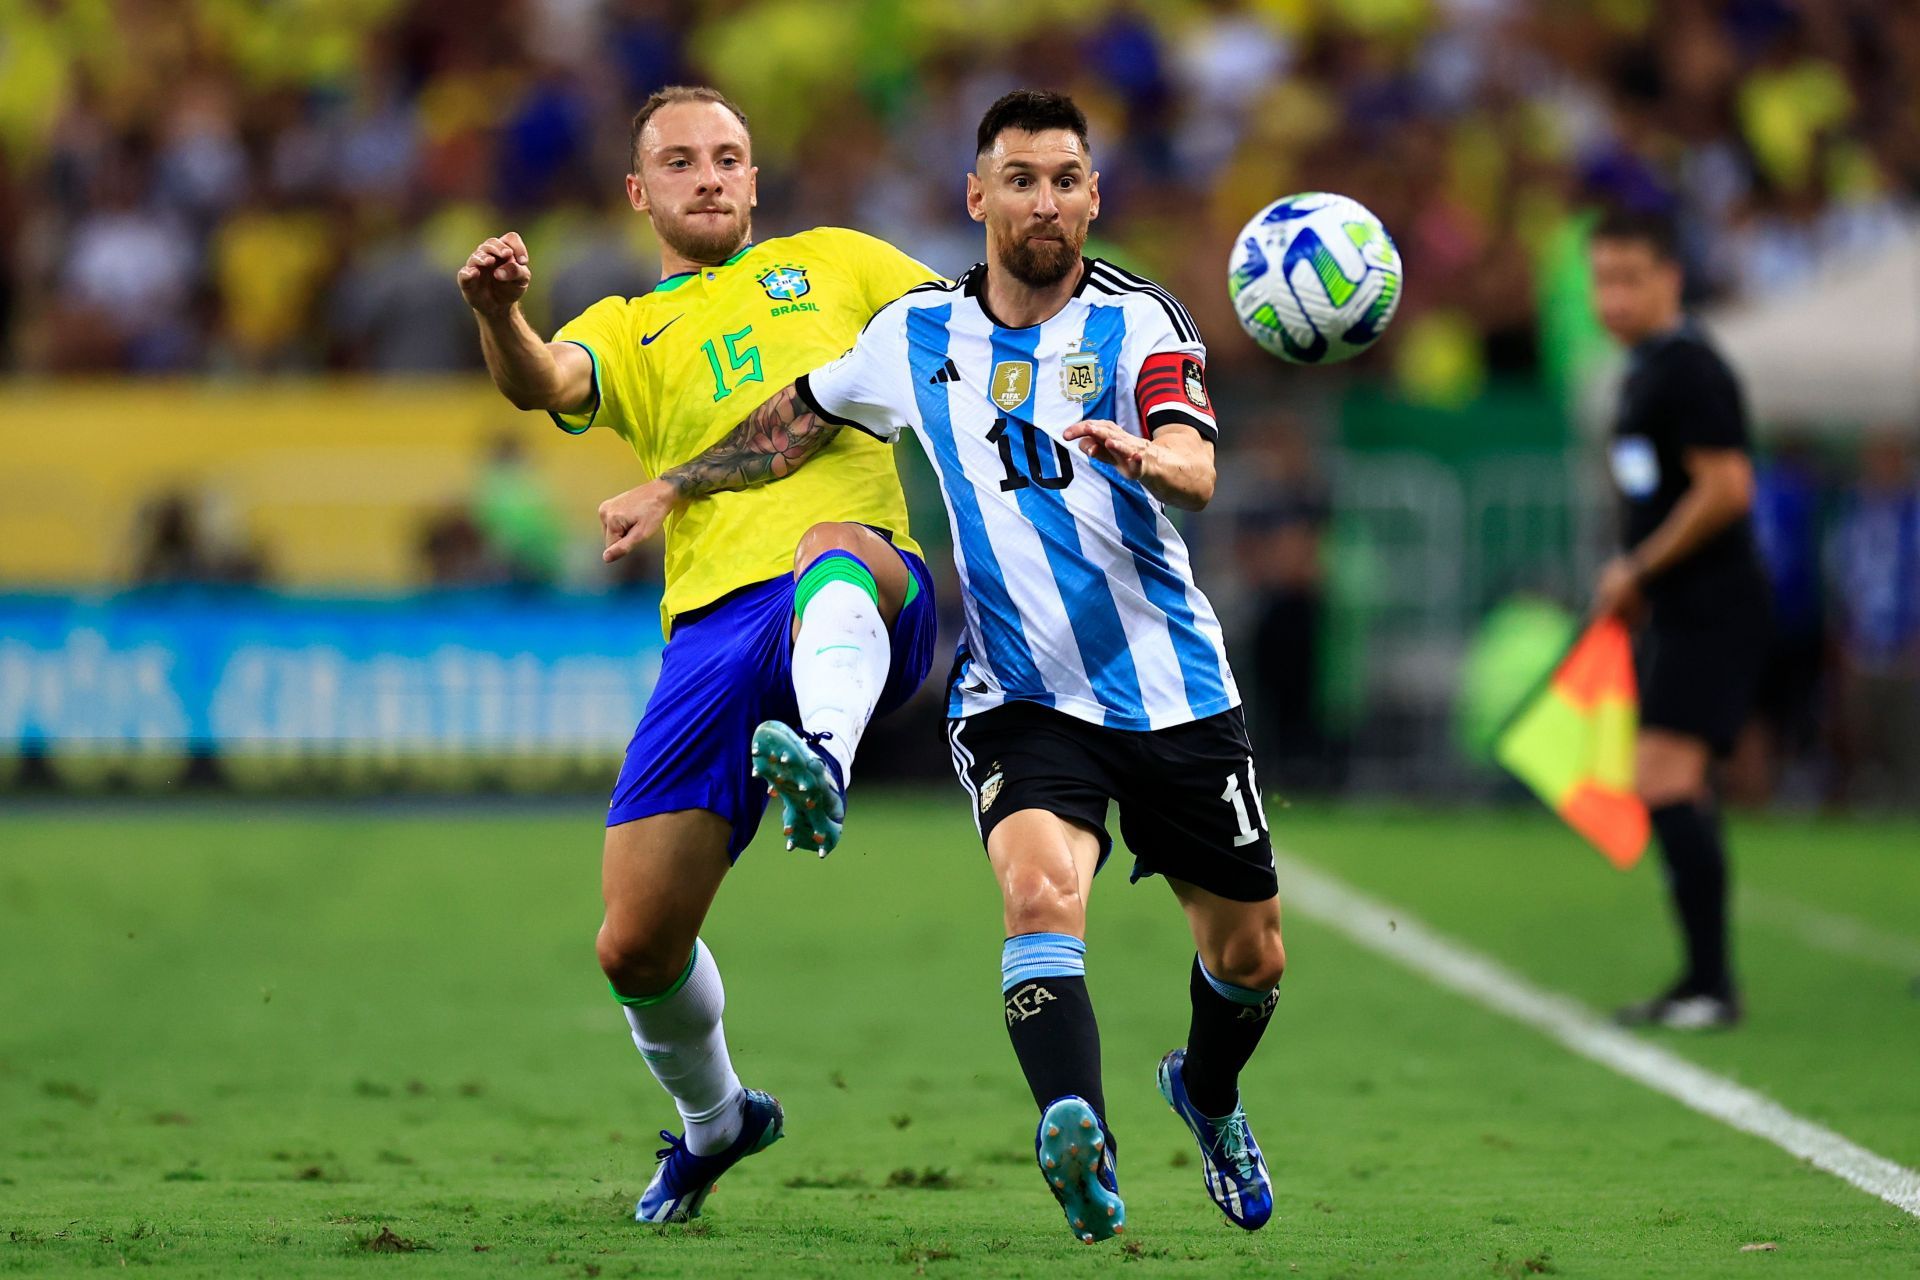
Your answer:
[2,796,1917,1277]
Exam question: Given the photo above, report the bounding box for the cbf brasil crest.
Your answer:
[758,264,810,301]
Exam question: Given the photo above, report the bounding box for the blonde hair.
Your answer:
[628,86,750,172]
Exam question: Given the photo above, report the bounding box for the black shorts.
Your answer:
[1636,613,1770,757]
[944,700,1278,903]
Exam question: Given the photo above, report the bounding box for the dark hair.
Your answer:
[1590,206,1680,263]
[975,89,1089,158]
[629,85,750,172]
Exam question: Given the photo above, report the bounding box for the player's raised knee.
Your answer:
[594,923,689,997]
[793,521,874,572]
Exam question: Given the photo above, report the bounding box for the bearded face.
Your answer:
[1000,219,1087,287]
[971,128,1099,292]
[629,101,758,267]
[651,192,752,265]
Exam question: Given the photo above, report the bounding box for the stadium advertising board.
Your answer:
[0,591,662,789]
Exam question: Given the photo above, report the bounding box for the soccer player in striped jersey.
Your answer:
[459,86,943,1224]
[599,90,1288,1242]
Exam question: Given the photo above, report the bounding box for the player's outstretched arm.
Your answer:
[457,232,593,413]
[1063,420,1216,511]
[600,382,841,562]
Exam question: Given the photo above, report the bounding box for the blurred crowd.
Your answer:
[1,0,1917,394]
[1737,433,1920,807]
[11,0,1919,805]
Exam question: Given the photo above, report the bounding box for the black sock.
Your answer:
[1182,955,1278,1116]
[1004,975,1106,1126]
[1650,799,1734,999]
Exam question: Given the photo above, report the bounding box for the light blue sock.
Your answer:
[1198,956,1274,1006]
[1001,932,1086,992]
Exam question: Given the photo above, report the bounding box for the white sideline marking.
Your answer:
[1739,889,1920,974]
[1275,854,1920,1219]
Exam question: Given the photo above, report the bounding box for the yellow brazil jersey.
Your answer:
[551,227,936,634]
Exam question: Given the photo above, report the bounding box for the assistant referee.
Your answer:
[1588,209,1771,1031]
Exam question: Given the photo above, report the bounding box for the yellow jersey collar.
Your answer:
[653,241,757,293]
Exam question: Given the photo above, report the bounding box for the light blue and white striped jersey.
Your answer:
[796,260,1240,731]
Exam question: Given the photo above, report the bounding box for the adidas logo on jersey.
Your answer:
[927,357,961,384]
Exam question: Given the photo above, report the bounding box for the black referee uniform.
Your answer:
[1610,319,1770,1006]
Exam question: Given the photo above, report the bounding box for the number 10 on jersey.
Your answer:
[988,417,1075,493]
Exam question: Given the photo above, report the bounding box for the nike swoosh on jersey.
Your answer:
[640,317,681,345]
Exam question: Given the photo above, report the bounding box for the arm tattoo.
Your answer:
[657,383,842,499]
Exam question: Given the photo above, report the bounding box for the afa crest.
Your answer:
[1060,343,1104,403]
[980,763,1005,813]
[1182,358,1209,409]
[758,264,810,301]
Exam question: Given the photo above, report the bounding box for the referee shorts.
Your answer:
[1636,609,1771,757]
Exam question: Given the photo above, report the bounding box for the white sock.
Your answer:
[621,940,744,1155]
[792,575,891,786]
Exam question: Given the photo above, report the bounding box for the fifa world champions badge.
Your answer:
[991,360,1035,411]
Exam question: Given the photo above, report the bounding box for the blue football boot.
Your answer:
[751,721,845,857]
[634,1088,785,1223]
[1035,1095,1124,1244]
[1157,1048,1272,1230]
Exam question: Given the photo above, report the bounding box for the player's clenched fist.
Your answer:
[600,479,677,563]
[457,232,532,317]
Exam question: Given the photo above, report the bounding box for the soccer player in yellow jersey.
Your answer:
[590,89,1290,1246]
[456,85,941,1223]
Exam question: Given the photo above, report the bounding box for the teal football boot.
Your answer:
[751,720,845,856]
[1035,1096,1124,1244]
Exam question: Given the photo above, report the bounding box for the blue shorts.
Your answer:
[608,542,937,857]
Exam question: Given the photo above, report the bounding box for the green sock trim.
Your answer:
[794,554,879,617]
[608,943,699,1007]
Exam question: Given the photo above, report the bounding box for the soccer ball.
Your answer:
[1228,192,1403,365]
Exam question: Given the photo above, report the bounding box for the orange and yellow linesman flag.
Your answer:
[1494,617,1648,869]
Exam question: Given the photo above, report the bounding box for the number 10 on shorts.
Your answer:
[1221,758,1268,847]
